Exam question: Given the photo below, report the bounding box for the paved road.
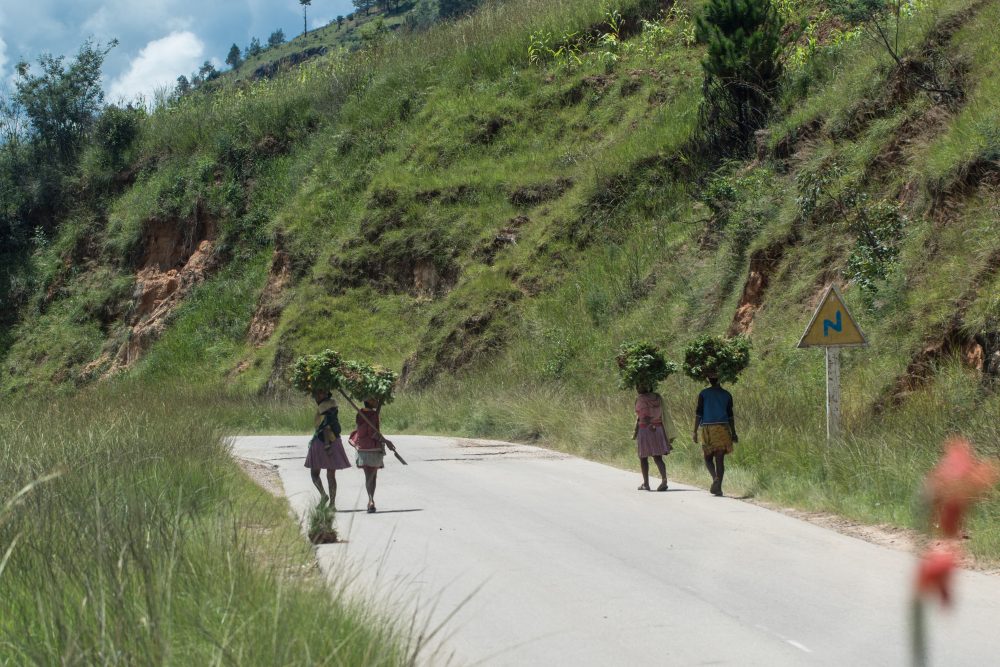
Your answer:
[231,435,1000,666]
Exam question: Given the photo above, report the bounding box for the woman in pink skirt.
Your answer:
[349,397,396,514]
[305,389,352,506]
[632,385,678,491]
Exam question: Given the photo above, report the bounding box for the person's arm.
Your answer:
[693,393,704,443]
[314,410,331,442]
[727,394,737,442]
[632,416,639,440]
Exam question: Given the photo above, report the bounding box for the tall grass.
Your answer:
[0,385,414,665]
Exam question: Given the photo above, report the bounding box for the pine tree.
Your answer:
[352,0,373,17]
[300,0,313,35]
[695,0,784,150]
[268,29,286,47]
[225,43,242,70]
[245,37,263,59]
[198,61,219,83]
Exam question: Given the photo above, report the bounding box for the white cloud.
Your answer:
[83,1,191,40]
[108,31,204,103]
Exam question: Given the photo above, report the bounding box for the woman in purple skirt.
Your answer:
[632,385,678,491]
[305,389,352,506]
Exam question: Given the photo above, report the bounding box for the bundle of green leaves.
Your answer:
[342,360,398,405]
[616,341,678,391]
[290,349,346,393]
[682,335,751,384]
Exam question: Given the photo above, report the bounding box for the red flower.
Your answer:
[925,437,999,538]
[937,500,964,538]
[915,545,959,607]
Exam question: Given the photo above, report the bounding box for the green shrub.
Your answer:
[845,199,905,305]
[696,0,785,149]
[94,104,145,169]
[682,334,751,383]
[307,501,338,544]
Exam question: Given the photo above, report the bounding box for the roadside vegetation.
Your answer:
[1,0,999,600]
[0,384,414,664]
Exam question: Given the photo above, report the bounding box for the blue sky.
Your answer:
[0,1,357,102]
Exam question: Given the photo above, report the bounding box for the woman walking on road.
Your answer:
[306,389,352,506]
[693,374,737,497]
[350,397,394,513]
[633,386,678,491]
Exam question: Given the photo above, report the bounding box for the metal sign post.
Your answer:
[826,347,841,440]
[798,285,867,443]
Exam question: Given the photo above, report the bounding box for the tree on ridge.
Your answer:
[300,0,313,36]
[226,43,242,69]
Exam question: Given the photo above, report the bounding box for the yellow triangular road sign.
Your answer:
[798,285,868,348]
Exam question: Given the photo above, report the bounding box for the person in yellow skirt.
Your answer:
[693,373,737,497]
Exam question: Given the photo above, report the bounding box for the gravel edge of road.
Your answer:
[235,456,286,498]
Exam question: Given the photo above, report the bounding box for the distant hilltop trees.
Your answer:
[174,0,490,98]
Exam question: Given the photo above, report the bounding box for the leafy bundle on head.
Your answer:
[616,341,678,391]
[682,335,751,384]
[342,360,398,405]
[290,349,346,393]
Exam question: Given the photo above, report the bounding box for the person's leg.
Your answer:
[704,454,717,481]
[715,454,726,495]
[311,468,327,502]
[653,455,668,490]
[638,457,650,490]
[705,453,722,495]
[326,470,337,507]
[365,468,377,510]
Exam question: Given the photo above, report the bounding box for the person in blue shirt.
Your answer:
[693,373,738,497]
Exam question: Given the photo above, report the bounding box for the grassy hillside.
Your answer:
[2,0,999,560]
[232,1,426,82]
